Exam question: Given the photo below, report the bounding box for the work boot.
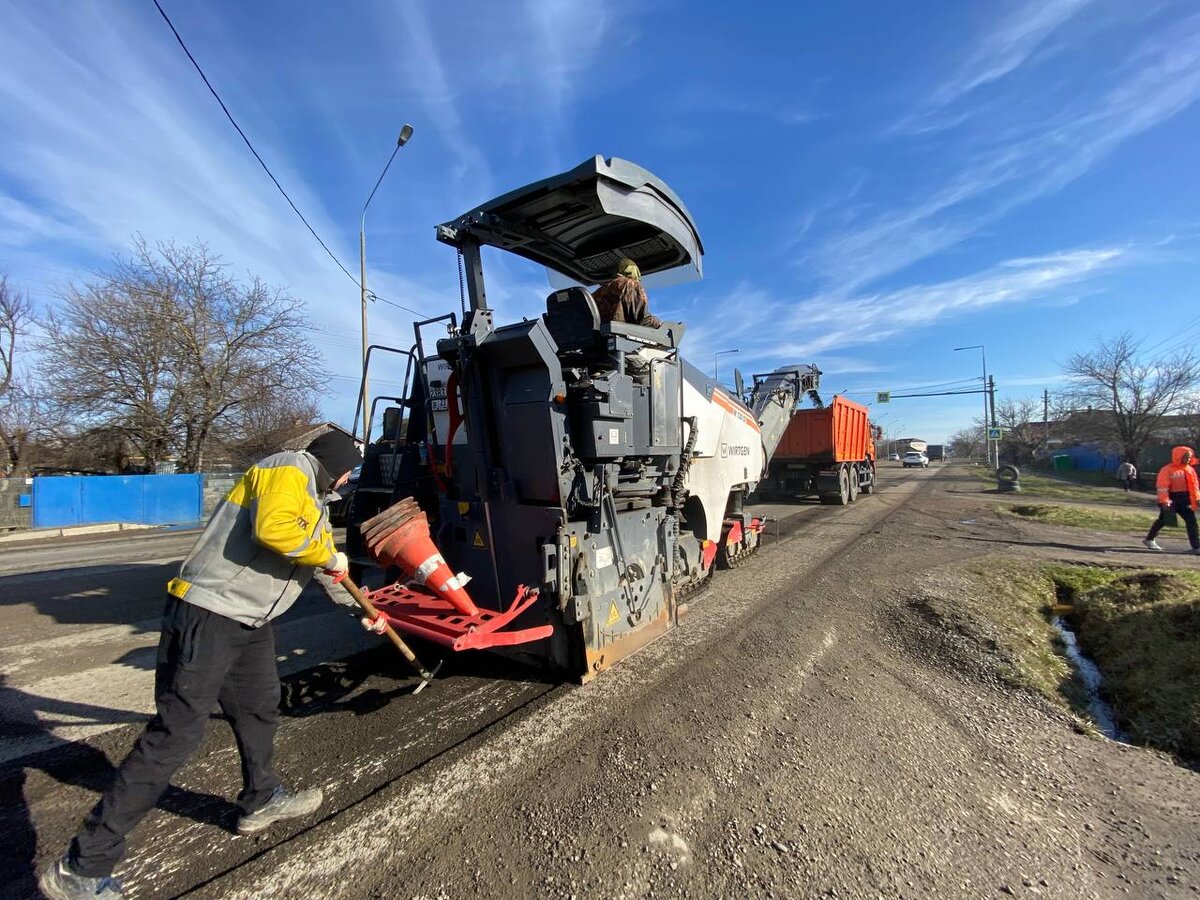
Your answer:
[38,857,124,899]
[236,785,323,835]
[1143,538,1163,551]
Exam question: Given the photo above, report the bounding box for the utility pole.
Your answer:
[359,124,414,442]
[1043,389,1050,453]
[988,375,998,465]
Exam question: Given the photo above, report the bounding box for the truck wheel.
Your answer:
[820,466,851,505]
[861,464,876,495]
[847,465,860,503]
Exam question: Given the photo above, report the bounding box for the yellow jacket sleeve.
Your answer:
[248,466,337,568]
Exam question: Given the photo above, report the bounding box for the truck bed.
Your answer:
[774,395,874,464]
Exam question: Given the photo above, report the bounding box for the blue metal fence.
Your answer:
[31,474,204,528]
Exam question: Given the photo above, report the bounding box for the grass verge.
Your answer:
[1000,502,1153,535]
[966,467,1147,506]
[961,560,1083,709]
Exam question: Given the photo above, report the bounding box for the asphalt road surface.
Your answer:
[2,465,1197,899]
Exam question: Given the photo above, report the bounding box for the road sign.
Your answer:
[987,427,1002,440]
[876,391,890,404]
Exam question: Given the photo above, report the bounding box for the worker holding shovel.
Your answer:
[41,431,366,900]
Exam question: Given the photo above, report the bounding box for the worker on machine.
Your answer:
[591,257,663,328]
[40,431,364,900]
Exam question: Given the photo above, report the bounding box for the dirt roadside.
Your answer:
[7,466,1198,899]
[212,467,1198,899]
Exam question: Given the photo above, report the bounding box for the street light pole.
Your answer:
[359,124,414,442]
[714,348,740,383]
[954,344,990,467]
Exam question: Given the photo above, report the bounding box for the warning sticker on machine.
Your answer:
[472,530,486,549]
[595,546,614,568]
[606,602,621,627]
[609,427,620,444]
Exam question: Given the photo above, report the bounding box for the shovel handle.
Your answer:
[341,575,434,681]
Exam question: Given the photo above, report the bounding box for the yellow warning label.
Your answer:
[606,602,621,626]
[472,530,486,549]
[457,502,471,515]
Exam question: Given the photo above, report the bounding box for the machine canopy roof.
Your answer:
[436,155,704,286]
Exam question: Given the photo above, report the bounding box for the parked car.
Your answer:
[903,451,929,468]
[888,452,901,461]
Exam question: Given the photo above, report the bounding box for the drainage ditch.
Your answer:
[1050,615,1126,741]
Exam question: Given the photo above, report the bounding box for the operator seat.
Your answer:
[544,287,602,353]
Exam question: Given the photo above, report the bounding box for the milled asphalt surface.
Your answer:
[3,465,1198,899]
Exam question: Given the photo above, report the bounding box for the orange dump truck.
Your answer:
[756,396,878,505]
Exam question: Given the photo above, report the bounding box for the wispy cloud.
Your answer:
[391,3,494,205]
[898,0,1095,135]
[809,12,1200,294]
[676,246,1127,371]
[784,247,1125,357]
[523,0,610,137]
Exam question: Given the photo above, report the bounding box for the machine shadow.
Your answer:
[0,562,178,632]
[280,641,556,720]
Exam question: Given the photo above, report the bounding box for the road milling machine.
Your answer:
[348,156,819,680]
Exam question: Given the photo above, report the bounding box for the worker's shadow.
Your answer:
[0,675,240,898]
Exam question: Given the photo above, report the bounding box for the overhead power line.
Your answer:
[150,0,428,319]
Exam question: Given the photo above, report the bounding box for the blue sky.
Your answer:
[3,0,1200,442]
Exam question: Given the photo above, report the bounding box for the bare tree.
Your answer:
[219,390,322,469]
[0,274,32,398]
[949,425,983,459]
[1063,332,1200,463]
[0,275,37,474]
[42,239,327,472]
[994,396,1047,464]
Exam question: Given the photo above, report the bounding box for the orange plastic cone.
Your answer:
[362,501,480,618]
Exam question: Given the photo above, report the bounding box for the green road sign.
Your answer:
[876,392,890,404]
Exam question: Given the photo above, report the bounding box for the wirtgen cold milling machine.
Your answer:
[349,156,818,680]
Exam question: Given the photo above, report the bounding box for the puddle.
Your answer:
[1053,616,1127,741]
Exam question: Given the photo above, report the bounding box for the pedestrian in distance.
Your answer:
[1117,459,1137,492]
[40,431,365,900]
[1142,445,1200,554]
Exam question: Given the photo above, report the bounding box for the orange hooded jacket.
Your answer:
[1155,446,1200,509]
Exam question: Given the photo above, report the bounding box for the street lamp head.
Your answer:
[397,124,414,147]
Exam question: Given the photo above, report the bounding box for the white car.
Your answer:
[888,452,900,461]
[903,451,929,468]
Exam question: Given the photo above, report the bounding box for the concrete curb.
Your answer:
[0,522,194,545]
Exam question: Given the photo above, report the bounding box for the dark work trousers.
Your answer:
[69,597,282,878]
[1147,492,1200,549]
